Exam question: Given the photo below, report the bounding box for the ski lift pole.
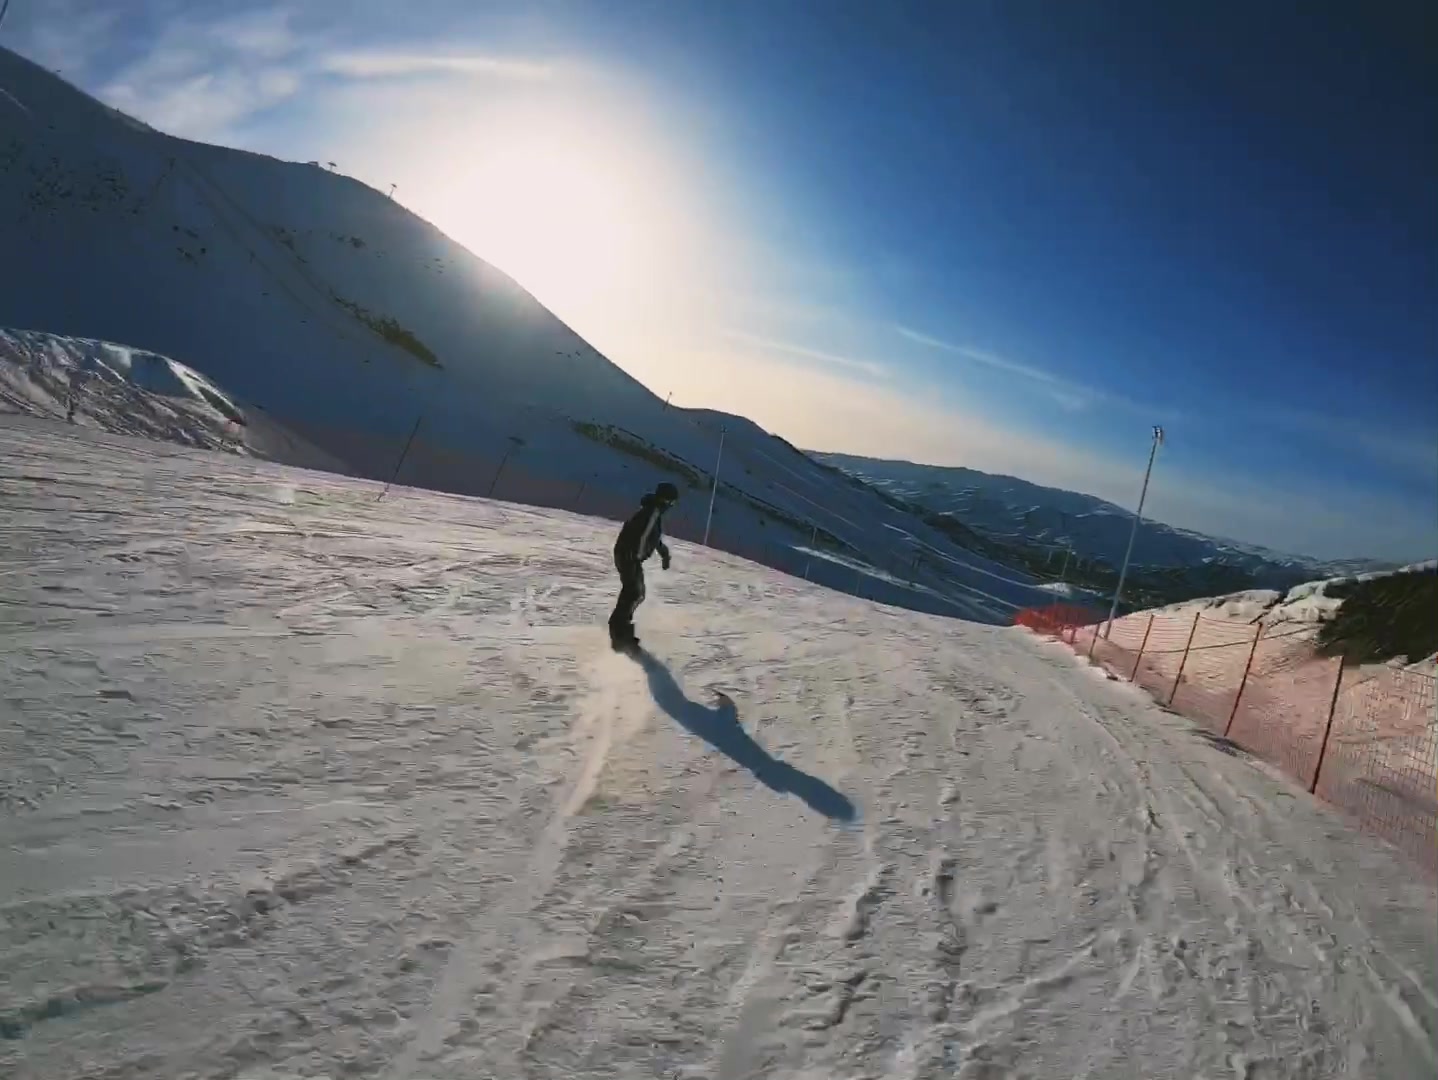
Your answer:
[487,442,518,498]
[703,424,725,547]
[1105,425,1163,637]
[376,414,423,501]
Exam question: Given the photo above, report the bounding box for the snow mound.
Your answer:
[1102,562,1438,682]
[1149,563,1435,634]
[1039,573,1369,635]
[1036,580,1105,602]
[0,327,353,474]
[1,326,243,441]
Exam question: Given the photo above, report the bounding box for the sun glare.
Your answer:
[428,106,680,335]
[396,92,740,394]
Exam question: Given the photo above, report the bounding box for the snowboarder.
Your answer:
[609,481,678,651]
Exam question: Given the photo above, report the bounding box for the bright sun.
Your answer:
[430,108,677,334]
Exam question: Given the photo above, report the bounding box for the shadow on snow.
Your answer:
[629,648,856,823]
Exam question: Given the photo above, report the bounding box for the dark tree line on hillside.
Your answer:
[1317,566,1438,665]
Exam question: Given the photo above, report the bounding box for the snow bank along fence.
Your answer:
[1016,604,1438,873]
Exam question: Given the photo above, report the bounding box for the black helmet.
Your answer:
[655,481,679,504]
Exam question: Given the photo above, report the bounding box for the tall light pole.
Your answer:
[1105,425,1164,637]
[703,424,726,547]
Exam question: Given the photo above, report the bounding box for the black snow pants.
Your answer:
[608,552,646,640]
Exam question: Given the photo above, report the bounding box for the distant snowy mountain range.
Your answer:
[811,452,1394,588]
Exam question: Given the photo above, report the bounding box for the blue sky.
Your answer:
[7,0,1436,561]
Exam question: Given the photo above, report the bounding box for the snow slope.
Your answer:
[4,421,1435,1080]
[814,450,1394,582]
[0,44,1066,624]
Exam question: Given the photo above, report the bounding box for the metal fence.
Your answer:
[1016,604,1437,873]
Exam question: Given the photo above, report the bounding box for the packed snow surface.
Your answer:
[3,419,1436,1080]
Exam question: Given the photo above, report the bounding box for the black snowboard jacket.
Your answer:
[615,494,671,566]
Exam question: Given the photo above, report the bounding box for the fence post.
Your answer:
[1087,618,1100,660]
[1130,614,1155,682]
[1167,611,1201,706]
[1310,656,1346,794]
[1223,622,1264,738]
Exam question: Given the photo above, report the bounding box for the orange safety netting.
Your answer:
[1015,603,1437,874]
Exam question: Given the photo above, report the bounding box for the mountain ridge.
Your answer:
[810,449,1397,586]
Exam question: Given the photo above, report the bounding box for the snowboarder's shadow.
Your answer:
[631,649,856,822]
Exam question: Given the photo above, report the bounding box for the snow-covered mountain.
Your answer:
[0,44,675,469]
[0,45,1070,625]
[811,450,1395,586]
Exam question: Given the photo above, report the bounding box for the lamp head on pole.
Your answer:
[1153,425,1165,446]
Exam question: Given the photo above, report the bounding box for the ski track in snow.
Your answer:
[2,418,1435,1080]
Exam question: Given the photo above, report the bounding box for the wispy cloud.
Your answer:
[896,326,1104,410]
[897,328,1061,385]
[899,327,1435,484]
[95,8,306,139]
[1351,428,1437,477]
[725,330,888,380]
[894,325,1189,423]
[5,0,121,76]
[28,5,561,142]
[317,51,556,82]
[105,66,303,139]
[1270,407,1437,478]
[222,10,301,61]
